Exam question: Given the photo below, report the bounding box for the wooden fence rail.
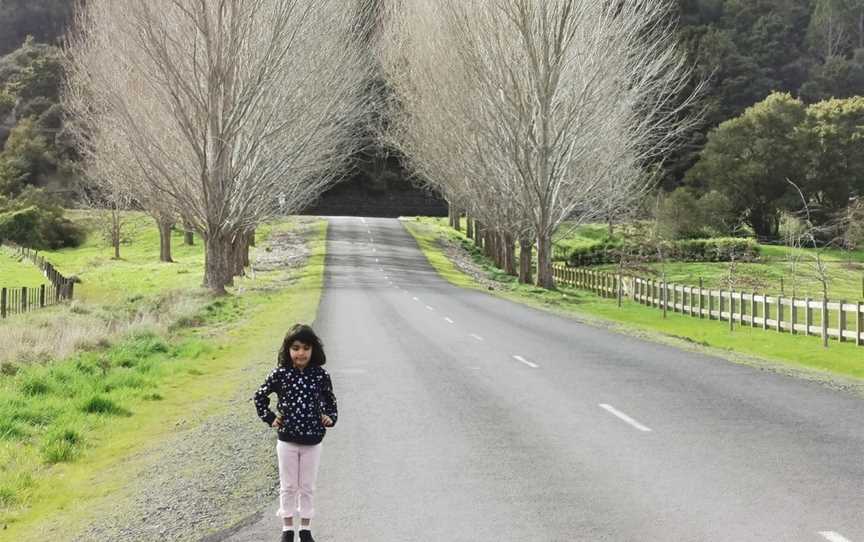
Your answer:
[0,243,74,319]
[552,264,864,347]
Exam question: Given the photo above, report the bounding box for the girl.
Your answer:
[255,324,338,542]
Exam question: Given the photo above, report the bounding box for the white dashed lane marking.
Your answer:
[819,532,852,542]
[599,404,652,432]
[412,297,420,301]
[512,355,539,368]
[469,334,484,341]
[444,317,454,324]
[425,305,435,311]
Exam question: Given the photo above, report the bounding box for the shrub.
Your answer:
[20,374,51,396]
[0,419,27,440]
[0,486,16,507]
[655,188,738,240]
[566,237,760,266]
[81,395,130,416]
[0,188,85,249]
[41,429,83,464]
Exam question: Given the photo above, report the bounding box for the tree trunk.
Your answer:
[466,216,474,240]
[203,233,235,295]
[230,232,250,278]
[475,220,484,249]
[184,230,195,246]
[249,228,256,248]
[111,210,121,260]
[157,218,174,263]
[503,233,516,275]
[536,233,554,289]
[450,206,461,231]
[519,236,533,284]
[486,229,496,260]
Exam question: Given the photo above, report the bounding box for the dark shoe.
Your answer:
[281,530,295,542]
[298,530,315,542]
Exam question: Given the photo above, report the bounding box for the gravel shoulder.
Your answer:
[67,221,318,542]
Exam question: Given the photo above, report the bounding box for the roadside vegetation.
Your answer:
[551,222,864,303]
[404,217,864,383]
[0,212,327,534]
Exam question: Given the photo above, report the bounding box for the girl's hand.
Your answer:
[320,414,334,427]
[271,417,284,428]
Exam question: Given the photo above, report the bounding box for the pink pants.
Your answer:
[276,440,323,519]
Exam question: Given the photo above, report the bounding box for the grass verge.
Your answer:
[402,218,864,384]
[0,218,328,539]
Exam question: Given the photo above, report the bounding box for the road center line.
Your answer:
[512,355,539,368]
[469,333,484,341]
[425,305,435,311]
[599,404,652,432]
[444,317,454,324]
[412,296,420,301]
[819,532,852,542]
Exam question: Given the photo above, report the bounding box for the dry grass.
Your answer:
[0,292,208,369]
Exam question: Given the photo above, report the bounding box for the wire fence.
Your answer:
[0,243,75,318]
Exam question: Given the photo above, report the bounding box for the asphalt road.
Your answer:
[218,217,863,542]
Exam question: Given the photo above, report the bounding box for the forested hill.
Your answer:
[668,0,864,186]
[0,0,74,56]
[3,0,861,110]
[0,0,862,207]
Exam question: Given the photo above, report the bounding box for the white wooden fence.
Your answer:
[552,264,864,347]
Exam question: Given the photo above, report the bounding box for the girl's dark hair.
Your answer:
[277,324,326,368]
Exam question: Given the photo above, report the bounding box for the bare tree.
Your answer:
[65,0,374,294]
[381,0,702,288]
[788,179,834,347]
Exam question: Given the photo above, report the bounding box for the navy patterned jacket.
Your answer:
[254,365,338,445]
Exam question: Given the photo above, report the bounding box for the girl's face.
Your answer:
[290,340,313,369]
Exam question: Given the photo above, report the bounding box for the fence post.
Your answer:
[805,298,812,336]
[699,279,704,319]
[777,296,784,333]
[729,291,734,331]
[708,289,714,320]
[857,302,862,347]
[662,280,667,318]
[790,297,797,335]
[839,301,847,343]
[716,289,721,321]
[39,284,45,308]
[21,286,27,313]
[671,284,677,313]
[617,274,623,308]
[762,294,768,330]
[821,298,828,347]
[749,292,755,327]
[1,287,5,319]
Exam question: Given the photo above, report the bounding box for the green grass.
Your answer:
[404,218,864,382]
[33,211,206,304]
[0,247,49,289]
[0,215,328,538]
[541,221,864,303]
